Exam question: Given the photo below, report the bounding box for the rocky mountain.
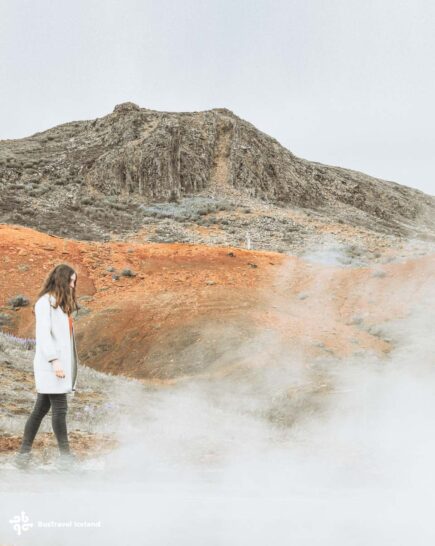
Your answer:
[0,102,434,248]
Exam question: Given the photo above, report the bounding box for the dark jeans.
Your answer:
[19,393,70,454]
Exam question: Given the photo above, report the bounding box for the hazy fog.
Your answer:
[1,245,434,544]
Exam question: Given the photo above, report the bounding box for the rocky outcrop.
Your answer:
[0,102,434,243]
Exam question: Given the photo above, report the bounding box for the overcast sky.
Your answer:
[1,0,434,195]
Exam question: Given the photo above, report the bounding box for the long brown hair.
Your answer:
[33,263,80,316]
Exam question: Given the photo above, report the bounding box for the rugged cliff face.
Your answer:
[0,102,434,245]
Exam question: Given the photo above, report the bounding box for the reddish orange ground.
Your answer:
[1,224,433,384]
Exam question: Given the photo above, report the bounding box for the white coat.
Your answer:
[33,292,79,394]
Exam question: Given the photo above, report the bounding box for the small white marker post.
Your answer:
[246,231,251,250]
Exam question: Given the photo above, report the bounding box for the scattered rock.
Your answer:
[8,295,29,308]
[121,268,136,277]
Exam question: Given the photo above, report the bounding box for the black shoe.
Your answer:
[14,452,33,470]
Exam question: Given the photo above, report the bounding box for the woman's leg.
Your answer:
[49,393,70,454]
[19,393,51,454]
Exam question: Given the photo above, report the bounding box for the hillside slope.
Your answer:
[1,225,433,386]
[1,102,433,245]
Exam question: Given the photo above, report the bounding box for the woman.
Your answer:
[14,263,80,470]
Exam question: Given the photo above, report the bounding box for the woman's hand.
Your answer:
[50,359,65,379]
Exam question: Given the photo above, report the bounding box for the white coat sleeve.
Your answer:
[35,297,59,362]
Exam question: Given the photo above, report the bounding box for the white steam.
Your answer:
[1,250,434,545]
